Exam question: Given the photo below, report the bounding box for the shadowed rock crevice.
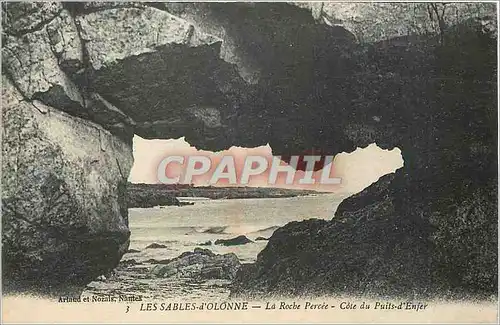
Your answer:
[83,42,245,150]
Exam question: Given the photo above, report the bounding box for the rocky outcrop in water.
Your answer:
[150,248,241,280]
[215,235,253,246]
[2,2,496,298]
[145,243,169,249]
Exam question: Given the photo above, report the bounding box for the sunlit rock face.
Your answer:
[2,76,133,295]
[1,2,497,297]
[291,2,497,42]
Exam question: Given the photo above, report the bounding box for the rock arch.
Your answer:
[2,2,497,297]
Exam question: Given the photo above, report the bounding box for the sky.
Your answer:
[129,135,403,195]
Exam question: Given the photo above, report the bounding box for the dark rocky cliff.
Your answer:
[231,17,498,299]
[2,2,497,297]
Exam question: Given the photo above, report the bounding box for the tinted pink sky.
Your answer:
[129,136,403,195]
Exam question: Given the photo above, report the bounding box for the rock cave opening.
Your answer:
[2,2,496,302]
[117,135,406,299]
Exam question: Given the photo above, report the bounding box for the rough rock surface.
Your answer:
[74,6,242,149]
[291,2,497,43]
[150,248,241,280]
[215,235,253,246]
[2,7,84,112]
[232,173,433,298]
[231,19,497,299]
[2,75,133,294]
[1,2,497,298]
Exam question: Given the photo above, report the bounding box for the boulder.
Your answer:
[151,264,178,278]
[2,5,83,104]
[145,243,168,249]
[215,235,253,246]
[149,248,240,280]
[233,160,497,299]
[232,175,432,298]
[2,76,133,295]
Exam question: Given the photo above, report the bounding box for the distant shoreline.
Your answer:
[127,182,329,208]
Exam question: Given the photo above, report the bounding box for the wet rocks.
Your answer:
[120,259,142,266]
[233,148,497,300]
[230,10,497,300]
[232,174,433,298]
[150,248,240,280]
[145,243,168,249]
[145,259,171,265]
[215,235,253,246]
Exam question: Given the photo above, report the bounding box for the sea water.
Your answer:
[84,194,343,300]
